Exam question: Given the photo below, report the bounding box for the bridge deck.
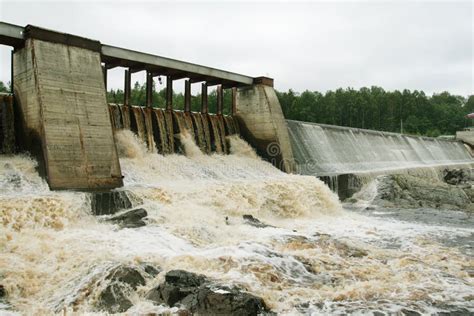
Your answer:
[0,22,255,87]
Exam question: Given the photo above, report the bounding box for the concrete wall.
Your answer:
[235,84,294,172]
[13,38,122,190]
[456,130,474,156]
[0,94,15,154]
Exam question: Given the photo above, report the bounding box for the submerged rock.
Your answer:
[96,265,146,313]
[242,214,274,228]
[146,270,270,315]
[107,208,147,228]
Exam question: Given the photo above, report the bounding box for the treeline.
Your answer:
[2,79,472,136]
[278,87,474,137]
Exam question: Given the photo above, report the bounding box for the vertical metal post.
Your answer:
[231,87,237,116]
[102,65,108,92]
[216,85,223,115]
[184,80,191,112]
[146,71,153,108]
[166,76,173,110]
[10,50,14,94]
[124,69,131,106]
[201,83,208,114]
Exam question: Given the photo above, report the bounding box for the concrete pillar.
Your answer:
[235,77,294,172]
[13,26,123,190]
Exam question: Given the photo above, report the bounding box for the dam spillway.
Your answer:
[287,119,473,176]
[108,104,240,155]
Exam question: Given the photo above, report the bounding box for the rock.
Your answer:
[107,208,147,228]
[140,263,161,277]
[242,215,274,228]
[0,285,5,298]
[373,174,470,210]
[401,308,421,316]
[90,190,134,215]
[146,270,270,316]
[96,265,146,313]
[443,169,469,186]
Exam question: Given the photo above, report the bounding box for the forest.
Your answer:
[1,80,472,137]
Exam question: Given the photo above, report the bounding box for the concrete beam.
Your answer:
[0,22,256,87]
[0,22,23,47]
[101,45,254,86]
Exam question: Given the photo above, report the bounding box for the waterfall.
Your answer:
[287,120,473,176]
[143,108,156,152]
[191,112,207,153]
[131,107,147,144]
[200,114,212,154]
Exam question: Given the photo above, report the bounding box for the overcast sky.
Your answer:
[0,1,472,96]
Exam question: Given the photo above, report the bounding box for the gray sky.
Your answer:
[0,1,472,96]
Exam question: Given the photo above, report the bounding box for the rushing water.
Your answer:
[288,120,473,176]
[0,130,473,315]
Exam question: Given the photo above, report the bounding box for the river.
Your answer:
[0,130,472,315]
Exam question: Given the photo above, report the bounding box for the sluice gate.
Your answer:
[108,104,240,155]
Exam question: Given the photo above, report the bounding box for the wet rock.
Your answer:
[401,308,421,316]
[437,308,472,316]
[90,190,133,215]
[243,214,274,228]
[374,175,470,210]
[443,169,469,185]
[107,208,147,228]
[0,284,5,298]
[140,263,161,277]
[96,265,146,313]
[146,270,270,316]
[332,240,368,258]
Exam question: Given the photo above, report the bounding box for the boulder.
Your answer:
[140,263,161,277]
[96,265,146,313]
[242,215,274,228]
[443,169,469,185]
[107,208,147,228]
[146,270,270,316]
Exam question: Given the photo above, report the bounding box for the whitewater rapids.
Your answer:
[0,130,472,314]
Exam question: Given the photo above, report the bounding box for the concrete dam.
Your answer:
[1,22,474,315]
[0,22,473,196]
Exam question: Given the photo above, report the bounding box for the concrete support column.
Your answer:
[184,80,191,112]
[216,85,223,115]
[166,76,173,111]
[235,77,294,172]
[13,26,123,190]
[201,83,208,114]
